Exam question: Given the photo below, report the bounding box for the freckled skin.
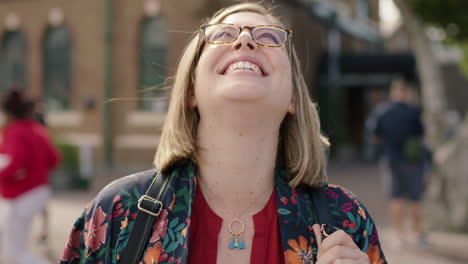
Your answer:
[194,10,293,264]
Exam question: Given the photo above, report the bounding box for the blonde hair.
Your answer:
[154,2,329,187]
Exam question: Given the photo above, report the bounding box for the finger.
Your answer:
[316,246,362,264]
[317,230,359,258]
[312,224,323,246]
[319,258,367,264]
[358,253,371,264]
[320,258,362,264]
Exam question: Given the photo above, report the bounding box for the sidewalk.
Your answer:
[327,162,468,264]
[10,163,468,263]
[379,229,468,264]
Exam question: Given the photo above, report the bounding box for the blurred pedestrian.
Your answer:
[28,99,51,246]
[370,78,427,247]
[28,99,47,126]
[0,88,61,264]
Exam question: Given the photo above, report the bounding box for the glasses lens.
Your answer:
[252,27,287,47]
[204,24,239,44]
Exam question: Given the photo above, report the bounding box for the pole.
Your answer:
[327,15,342,153]
[103,0,113,167]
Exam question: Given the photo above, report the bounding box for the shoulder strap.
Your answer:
[120,170,171,264]
[310,185,337,237]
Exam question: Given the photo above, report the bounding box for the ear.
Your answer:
[288,93,297,115]
[188,87,197,109]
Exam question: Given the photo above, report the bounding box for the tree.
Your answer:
[409,0,468,41]
[393,0,468,232]
[408,0,468,73]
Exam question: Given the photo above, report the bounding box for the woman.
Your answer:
[0,89,61,264]
[61,3,386,264]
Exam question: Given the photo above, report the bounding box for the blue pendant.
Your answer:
[228,238,236,249]
[238,239,246,249]
[228,218,246,249]
[228,237,246,249]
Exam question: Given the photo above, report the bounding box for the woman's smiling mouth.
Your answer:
[219,55,268,76]
[225,61,262,75]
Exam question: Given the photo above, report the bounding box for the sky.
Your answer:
[379,0,401,36]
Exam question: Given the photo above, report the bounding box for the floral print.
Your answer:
[84,206,108,252]
[142,242,163,264]
[284,235,314,264]
[150,209,169,243]
[61,226,81,262]
[367,244,385,264]
[60,160,386,264]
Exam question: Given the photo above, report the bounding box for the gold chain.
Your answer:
[198,177,271,219]
[198,177,272,249]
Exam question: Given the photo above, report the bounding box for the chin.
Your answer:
[221,91,268,102]
[218,82,270,102]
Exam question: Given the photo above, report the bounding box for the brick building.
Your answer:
[0,0,381,173]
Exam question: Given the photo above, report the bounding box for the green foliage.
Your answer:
[408,0,468,41]
[460,44,468,74]
[51,133,79,169]
[50,137,83,190]
[56,142,79,169]
[407,0,468,75]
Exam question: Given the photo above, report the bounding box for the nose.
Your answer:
[233,28,257,50]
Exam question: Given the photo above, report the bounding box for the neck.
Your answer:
[196,108,280,218]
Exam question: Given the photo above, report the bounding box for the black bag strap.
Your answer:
[119,171,335,263]
[119,170,171,264]
[310,185,337,237]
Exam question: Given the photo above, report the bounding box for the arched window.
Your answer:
[139,16,168,111]
[1,31,27,91]
[43,25,72,110]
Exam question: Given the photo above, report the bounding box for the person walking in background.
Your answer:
[29,99,47,126]
[0,88,61,264]
[370,78,427,247]
[28,99,51,247]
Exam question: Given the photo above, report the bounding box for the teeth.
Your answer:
[227,61,261,74]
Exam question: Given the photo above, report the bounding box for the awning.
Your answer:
[318,52,418,82]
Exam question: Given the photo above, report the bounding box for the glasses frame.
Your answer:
[200,23,293,48]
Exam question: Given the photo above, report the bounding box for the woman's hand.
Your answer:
[312,224,370,264]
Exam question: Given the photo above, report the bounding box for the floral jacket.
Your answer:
[60,160,387,264]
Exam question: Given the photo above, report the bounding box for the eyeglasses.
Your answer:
[200,23,293,48]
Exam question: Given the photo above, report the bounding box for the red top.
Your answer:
[0,120,61,198]
[188,186,285,264]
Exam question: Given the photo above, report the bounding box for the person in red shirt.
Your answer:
[0,88,61,264]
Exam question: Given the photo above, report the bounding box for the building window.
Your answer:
[356,0,370,19]
[138,16,168,112]
[43,25,72,110]
[1,31,27,91]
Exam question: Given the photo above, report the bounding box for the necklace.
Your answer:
[198,178,271,250]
